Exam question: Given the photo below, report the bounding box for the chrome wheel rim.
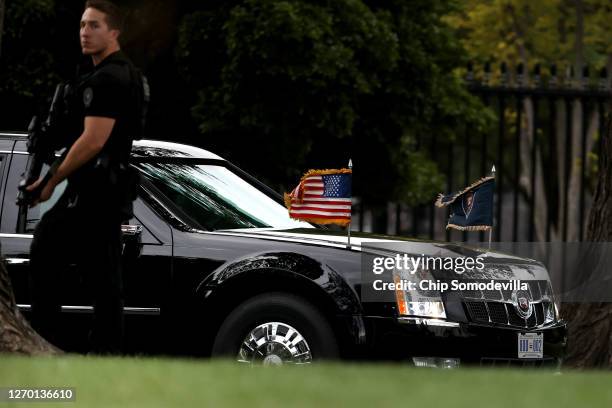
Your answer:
[237,322,312,365]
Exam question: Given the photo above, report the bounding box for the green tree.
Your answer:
[449,0,612,369]
[448,0,612,242]
[177,0,490,206]
[446,0,611,69]
[0,1,59,99]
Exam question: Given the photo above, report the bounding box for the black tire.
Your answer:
[212,292,339,362]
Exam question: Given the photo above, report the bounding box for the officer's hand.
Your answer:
[38,182,55,204]
[24,177,43,207]
[24,177,43,192]
[25,177,54,207]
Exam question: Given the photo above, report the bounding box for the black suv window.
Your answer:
[23,177,67,233]
[0,153,6,217]
[1,153,66,234]
[21,160,67,233]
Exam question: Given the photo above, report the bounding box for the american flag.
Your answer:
[284,169,352,226]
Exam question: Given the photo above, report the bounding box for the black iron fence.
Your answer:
[355,62,611,243]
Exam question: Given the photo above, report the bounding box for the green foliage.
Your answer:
[0,0,493,206]
[446,0,612,69]
[586,0,612,63]
[177,0,491,205]
[0,0,58,99]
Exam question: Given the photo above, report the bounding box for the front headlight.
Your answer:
[393,267,446,319]
[546,296,559,323]
[543,280,559,323]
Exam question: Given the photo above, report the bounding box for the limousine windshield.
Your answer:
[134,160,312,231]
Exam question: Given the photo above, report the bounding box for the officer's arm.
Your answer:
[47,116,115,187]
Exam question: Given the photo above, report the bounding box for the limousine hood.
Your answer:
[213,227,550,281]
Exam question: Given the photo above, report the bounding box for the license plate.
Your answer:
[518,332,543,359]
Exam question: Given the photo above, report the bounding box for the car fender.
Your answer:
[196,251,362,316]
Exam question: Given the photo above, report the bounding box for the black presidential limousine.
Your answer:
[0,132,567,367]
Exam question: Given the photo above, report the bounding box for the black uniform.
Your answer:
[29,51,144,353]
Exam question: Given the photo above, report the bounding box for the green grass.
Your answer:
[0,355,611,407]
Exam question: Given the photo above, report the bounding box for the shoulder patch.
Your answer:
[83,87,94,108]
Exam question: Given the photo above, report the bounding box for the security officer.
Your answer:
[26,0,145,354]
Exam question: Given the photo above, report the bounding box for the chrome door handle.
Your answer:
[4,258,30,265]
[121,225,143,236]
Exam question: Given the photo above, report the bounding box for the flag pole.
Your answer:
[347,158,353,249]
[489,164,496,251]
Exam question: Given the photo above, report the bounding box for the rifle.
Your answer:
[17,83,72,207]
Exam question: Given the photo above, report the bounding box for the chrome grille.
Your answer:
[534,302,544,322]
[482,289,503,300]
[486,302,508,323]
[466,301,488,321]
[460,280,555,328]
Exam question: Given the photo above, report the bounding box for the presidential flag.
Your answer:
[284,168,352,226]
[435,176,495,231]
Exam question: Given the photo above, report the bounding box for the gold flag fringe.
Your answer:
[446,224,492,231]
[434,176,495,208]
[301,168,352,179]
[283,192,293,209]
[287,216,351,227]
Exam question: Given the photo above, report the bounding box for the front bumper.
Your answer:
[360,316,567,367]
